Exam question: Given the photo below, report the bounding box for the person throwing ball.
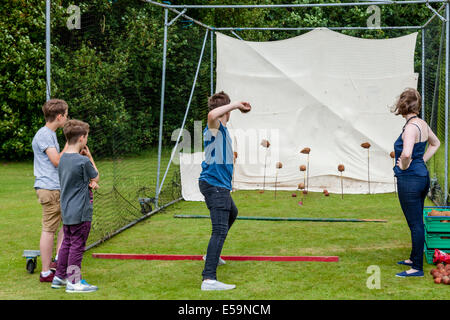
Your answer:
[199,91,251,291]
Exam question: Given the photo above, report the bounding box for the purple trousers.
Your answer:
[55,221,91,283]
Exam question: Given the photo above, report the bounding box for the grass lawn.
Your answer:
[0,151,446,300]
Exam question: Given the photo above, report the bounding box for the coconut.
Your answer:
[300,147,311,154]
[338,164,345,172]
[261,139,270,148]
[298,183,305,190]
[361,142,371,149]
[276,162,283,169]
[428,210,450,216]
[300,165,306,172]
[428,210,439,216]
[432,270,441,278]
[390,151,395,158]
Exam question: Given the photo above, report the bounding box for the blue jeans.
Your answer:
[396,174,430,271]
[199,180,238,280]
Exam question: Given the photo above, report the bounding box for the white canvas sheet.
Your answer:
[180,28,419,200]
[180,152,205,201]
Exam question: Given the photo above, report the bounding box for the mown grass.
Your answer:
[1,151,446,300]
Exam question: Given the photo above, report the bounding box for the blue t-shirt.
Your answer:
[199,122,234,190]
[32,126,60,190]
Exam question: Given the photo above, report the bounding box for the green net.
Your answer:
[49,0,212,246]
[423,15,447,205]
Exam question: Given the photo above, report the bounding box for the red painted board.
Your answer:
[92,253,339,262]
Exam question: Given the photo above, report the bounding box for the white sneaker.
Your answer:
[51,276,67,289]
[202,255,226,266]
[201,280,236,291]
[66,279,98,293]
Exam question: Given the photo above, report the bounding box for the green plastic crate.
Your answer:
[425,230,450,249]
[424,243,450,264]
[423,207,450,233]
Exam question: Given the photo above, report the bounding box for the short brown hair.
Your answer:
[63,119,90,145]
[393,88,422,116]
[42,99,68,122]
[208,91,231,111]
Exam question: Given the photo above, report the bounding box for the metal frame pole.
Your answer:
[423,4,447,28]
[46,0,51,101]
[146,0,446,9]
[231,30,244,40]
[427,1,447,22]
[144,1,213,30]
[422,28,425,120]
[155,9,169,208]
[166,8,187,26]
[445,2,449,204]
[157,29,210,195]
[214,26,422,31]
[210,29,214,96]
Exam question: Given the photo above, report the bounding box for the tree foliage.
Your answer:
[0,0,442,160]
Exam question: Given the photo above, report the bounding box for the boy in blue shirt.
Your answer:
[199,91,251,291]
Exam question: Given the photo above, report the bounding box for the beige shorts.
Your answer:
[36,189,61,233]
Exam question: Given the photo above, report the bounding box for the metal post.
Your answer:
[422,28,425,120]
[231,30,244,40]
[144,1,213,30]
[155,9,169,208]
[157,29,210,195]
[214,26,421,31]
[444,3,449,203]
[166,8,187,26]
[423,4,447,29]
[426,1,447,22]
[46,0,51,101]
[146,0,447,9]
[210,29,214,96]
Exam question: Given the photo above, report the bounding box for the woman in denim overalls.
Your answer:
[393,88,440,277]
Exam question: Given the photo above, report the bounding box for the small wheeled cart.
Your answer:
[22,250,40,274]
